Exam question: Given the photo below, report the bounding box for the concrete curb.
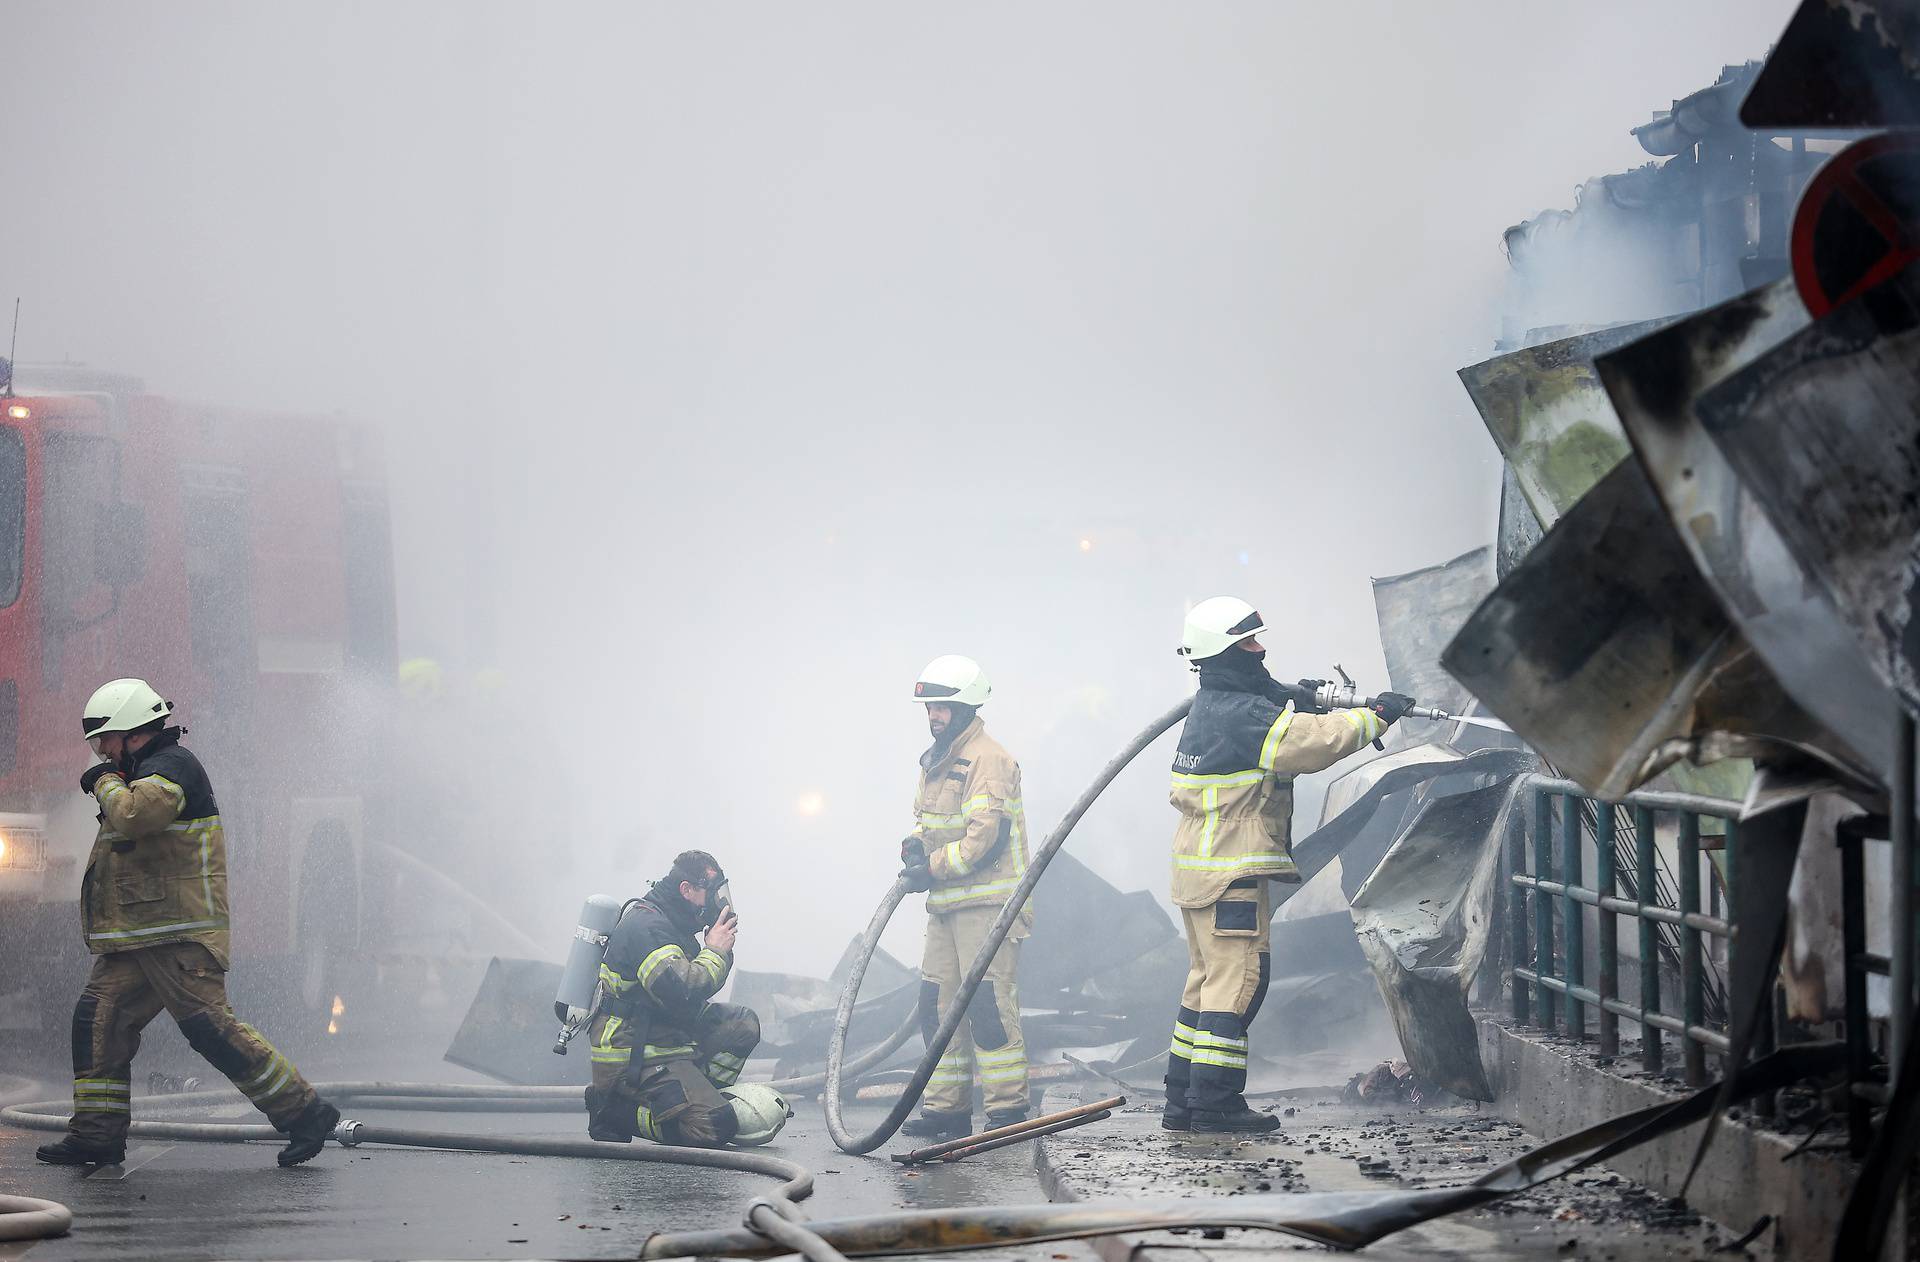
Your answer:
[1477,1013,1857,1260]
[1032,1120,1139,1262]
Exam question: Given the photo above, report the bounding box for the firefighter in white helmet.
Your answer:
[1162,600,1412,1134]
[897,655,1033,1140]
[38,679,341,1167]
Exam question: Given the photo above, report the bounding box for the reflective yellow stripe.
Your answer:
[1341,707,1384,744]
[599,963,637,995]
[942,839,971,875]
[925,876,1022,906]
[74,1079,129,1092]
[1258,705,1297,772]
[88,918,227,942]
[638,944,686,985]
[642,1043,697,1062]
[1172,852,1290,871]
[693,948,728,986]
[1189,1048,1249,1068]
[592,1047,632,1063]
[1169,770,1266,789]
[140,774,188,805]
[1186,1031,1247,1051]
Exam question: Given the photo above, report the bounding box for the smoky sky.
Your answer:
[6,1,1793,974]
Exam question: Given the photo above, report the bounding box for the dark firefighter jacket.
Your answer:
[81,729,231,967]
[597,889,734,1053]
[1169,679,1382,908]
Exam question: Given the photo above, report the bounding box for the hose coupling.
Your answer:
[335,1118,365,1147]
[743,1198,785,1230]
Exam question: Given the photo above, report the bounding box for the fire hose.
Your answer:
[822,697,1195,1155]
[0,1082,849,1262]
[2,1042,1846,1254]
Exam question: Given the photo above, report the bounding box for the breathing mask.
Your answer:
[703,873,735,929]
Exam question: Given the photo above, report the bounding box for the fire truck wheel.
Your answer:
[295,826,361,1038]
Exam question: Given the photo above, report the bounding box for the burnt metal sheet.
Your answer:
[1678,800,1810,1193]
[1349,780,1522,1101]
[1695,260,1920,719]
[1458,319,1672,528]
[1025,850,1177,994]
[1740,0,1920,130]
[1496,463,1546,579]
[1296,744,1534,885]
[1442,459,1848,799]
[443,957,589,1087]
[1594,276,1891,788]
[1372,547,1497,736]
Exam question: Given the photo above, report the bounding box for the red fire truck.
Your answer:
[0,363,397,1060]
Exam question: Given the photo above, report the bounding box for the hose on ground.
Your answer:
[823,697,1192,1155]
[0,1082,817,1244]
[0,1194,73,1243]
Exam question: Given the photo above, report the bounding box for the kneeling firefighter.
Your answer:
[1163,600,1412,1134]
[39,679,341,1168]
[897,655,1033,1140]
[584,850,773,1147]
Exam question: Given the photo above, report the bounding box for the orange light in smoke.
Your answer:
[327,994,345,1036]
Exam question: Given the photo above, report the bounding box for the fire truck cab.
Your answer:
[0,363,396,1045]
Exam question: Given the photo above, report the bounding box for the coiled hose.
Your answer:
[824,697,1192,1155]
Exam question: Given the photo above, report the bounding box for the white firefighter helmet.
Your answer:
[82,678,173,739]
[913,655,991,707]
[722,1083,793,1146]
[1178,596,1266,662]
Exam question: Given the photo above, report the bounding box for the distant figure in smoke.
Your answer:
[897,655,1033,1141]
[584,850,762,1146]
[1163,600,1412,1133]
[38,678,341,1168]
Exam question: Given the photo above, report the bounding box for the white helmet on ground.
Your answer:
[82,678,173,740]
[1178,597,1266,663]
[722,1083,794,1146]
[913,655,991,707]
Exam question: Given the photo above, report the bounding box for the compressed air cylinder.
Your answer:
[554,894,623,1022]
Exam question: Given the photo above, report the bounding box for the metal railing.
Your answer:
[1506,775,1736,1087]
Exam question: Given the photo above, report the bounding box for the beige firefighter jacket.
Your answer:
[1168,693,1382,908]
[81,733,231,967]
[911,715,1032,923]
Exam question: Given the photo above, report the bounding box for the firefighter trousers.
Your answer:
[1166,877,1272,1112]
[587,1002,760,1147]
[919,905,1028,1116]
[66,942,319,1147]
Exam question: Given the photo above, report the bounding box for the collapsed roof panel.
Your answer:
[1593,276,1892,787]
[1695,259,1920,719]
[1441,457,1844,800]
[1457,321,1669,528]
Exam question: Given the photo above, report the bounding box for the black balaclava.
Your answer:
[926,702,979,761]
[1196,646,1298,707]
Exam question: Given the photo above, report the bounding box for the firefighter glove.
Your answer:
[81,763,117,795]
[1293,680,1330,713]
[900,836,927,866]
[1371,691,1416,725]
[900,863,934,893]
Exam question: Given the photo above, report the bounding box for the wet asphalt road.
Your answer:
[0,1089,1078,1262]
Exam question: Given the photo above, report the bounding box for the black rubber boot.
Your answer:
[277,1099,341,1167]
[584,1085,632,1143]
[1189,1105,1281,1135]
[1160,1103,1192,1132]
[900,1111,973,1140]
[35,1137,125,1166]
[985,1108,1029,1129]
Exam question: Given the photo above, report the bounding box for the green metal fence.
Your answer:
[1506,776,1738,1087]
